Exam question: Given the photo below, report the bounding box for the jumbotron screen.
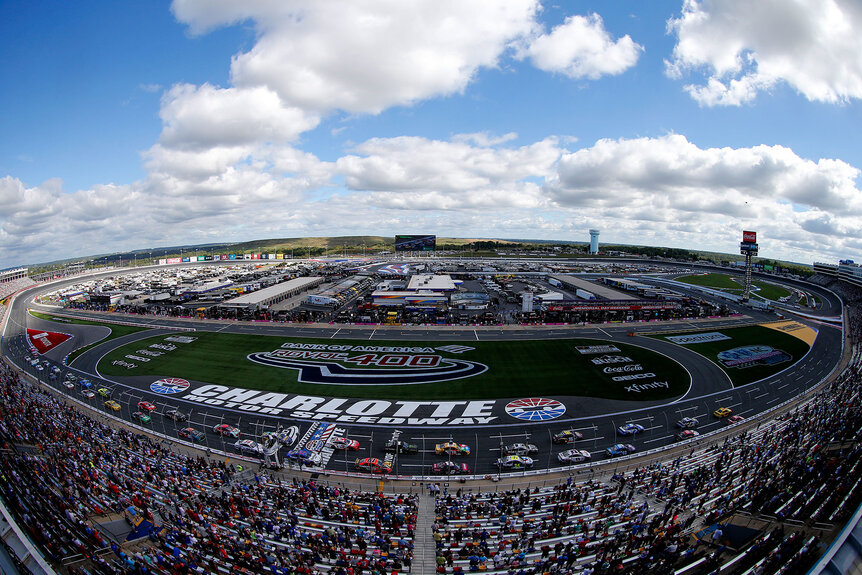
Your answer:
[395,235,436,252]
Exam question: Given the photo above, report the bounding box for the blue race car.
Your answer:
[606,443,636,457]
[617,423,645,436]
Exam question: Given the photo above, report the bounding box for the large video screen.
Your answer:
[395,235,436,252]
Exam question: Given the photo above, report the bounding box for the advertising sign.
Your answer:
[229,254,237,260]
[158,259,167,265]
[197,256,206,261]
[252,254,260,260]
[743,230,757,243]
[666,332,731,344]
[167,257,181,264]
[221,254,230,260]
[181,257,190,263]
[204,255,214,261]
[395,235,436,252]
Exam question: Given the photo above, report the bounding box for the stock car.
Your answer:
[617,423,645,436]
[63,380,75,390]
[503,443,539,456]
[435,442,470,456]
[79,380,93,390]
[605,444,636,457]
[676,430,700,441]
[726,415,745,425]
[354,457,392,474]
[132,411,151,424]
[331,437,360,450]
[261,426,299,446]
[104,400,121,412]
[713,407,733,418]
[164,409,187,422]
[552,430,584,444]
[676,417,699,429]
[496,455,534,470]
[432,461,470,475]
[97,388,111,398]
[178,427,205,442]
[137,401,156,412]
[82,389,95,399]
[235,439,265,455]
[213,424,241,438]
[384,439,418,455]
[286,449,322,466]
[557,449,592,464]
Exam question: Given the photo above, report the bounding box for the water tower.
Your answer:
[589,229,600,255]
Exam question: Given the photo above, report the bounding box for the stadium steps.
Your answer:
[413,492,437,574]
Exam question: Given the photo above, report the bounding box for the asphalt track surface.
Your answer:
[1,263,844,479]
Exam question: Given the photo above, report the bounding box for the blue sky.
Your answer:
[1,0,861,269]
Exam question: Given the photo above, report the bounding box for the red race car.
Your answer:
[355,457,392,474]
[331,437,360,450]
[213,424,241,438]
[137,401,156,412]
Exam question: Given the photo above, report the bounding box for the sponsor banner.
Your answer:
[181,257,191,263]
[611,372,655,382]
[229,254,237,260]
[26,328,71,354]
[546,303,678,312]
[575,345,621,355]
[276,253,284,259]
[743,230,757,243]
[197,256,206,261]
[158,259,167,265]
[591,355,633,365]
[717,345,791,368]
[181,383,500,425]
[602,364,643,374]
[220,254,230,260]
[165,335,197,344]
[666,332,731,345]
[252,254,260,260]
[167,257,182,264]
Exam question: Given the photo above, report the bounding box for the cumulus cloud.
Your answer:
[172,0,540,114]
[524,13,642,79]
[667,0,862,105]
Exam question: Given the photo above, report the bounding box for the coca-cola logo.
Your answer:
[603,363,643,374]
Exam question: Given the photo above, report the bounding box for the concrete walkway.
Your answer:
[413,490,438,574]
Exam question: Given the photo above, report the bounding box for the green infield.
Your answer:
[655,325,810,387]
[28,310,148,365]
[97,332,690,401]
[675,273,791,301]
[750,281,791,301]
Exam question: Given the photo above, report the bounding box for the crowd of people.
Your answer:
[0,355,416,574]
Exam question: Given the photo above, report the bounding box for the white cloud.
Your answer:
[524,13,642,79]
[159,84,319,150]
[172,0,540,114]
[667,0,862,105]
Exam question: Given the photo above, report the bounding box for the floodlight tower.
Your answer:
[589,229,600,255]
[740,230,759,301]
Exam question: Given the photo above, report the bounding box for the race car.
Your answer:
[235,439,264,455]
[354,457,392,474]
[617,423,646,436]
[79,380,93,389]
[104,400,121,412]
[178,427,205,442]
[137,401,156,412]
[552,430,584,444]
[713,407,733,418]
[213,424,241,438]
[432,461,470,475]
[286,449,322,466]
[435,442,470,456]
[676,417,699,429]
[557,449,592,464]
[496,455,534,470]
[132,411,151,424]
[503,442,539,456]
[82,389,95,399]
[605,443,636,457]
[63,381,75,390]
[676,430,700,441]
[261,426,299,446]
[97,388,111,398]
[726,415,745,425]
[331,437,360,450]
[384,439,418,455]
[163,409,187,422]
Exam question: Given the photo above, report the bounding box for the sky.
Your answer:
[2,0,862,269]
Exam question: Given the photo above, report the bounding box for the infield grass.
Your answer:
[97,333,690,401]
[28,310,148,365]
